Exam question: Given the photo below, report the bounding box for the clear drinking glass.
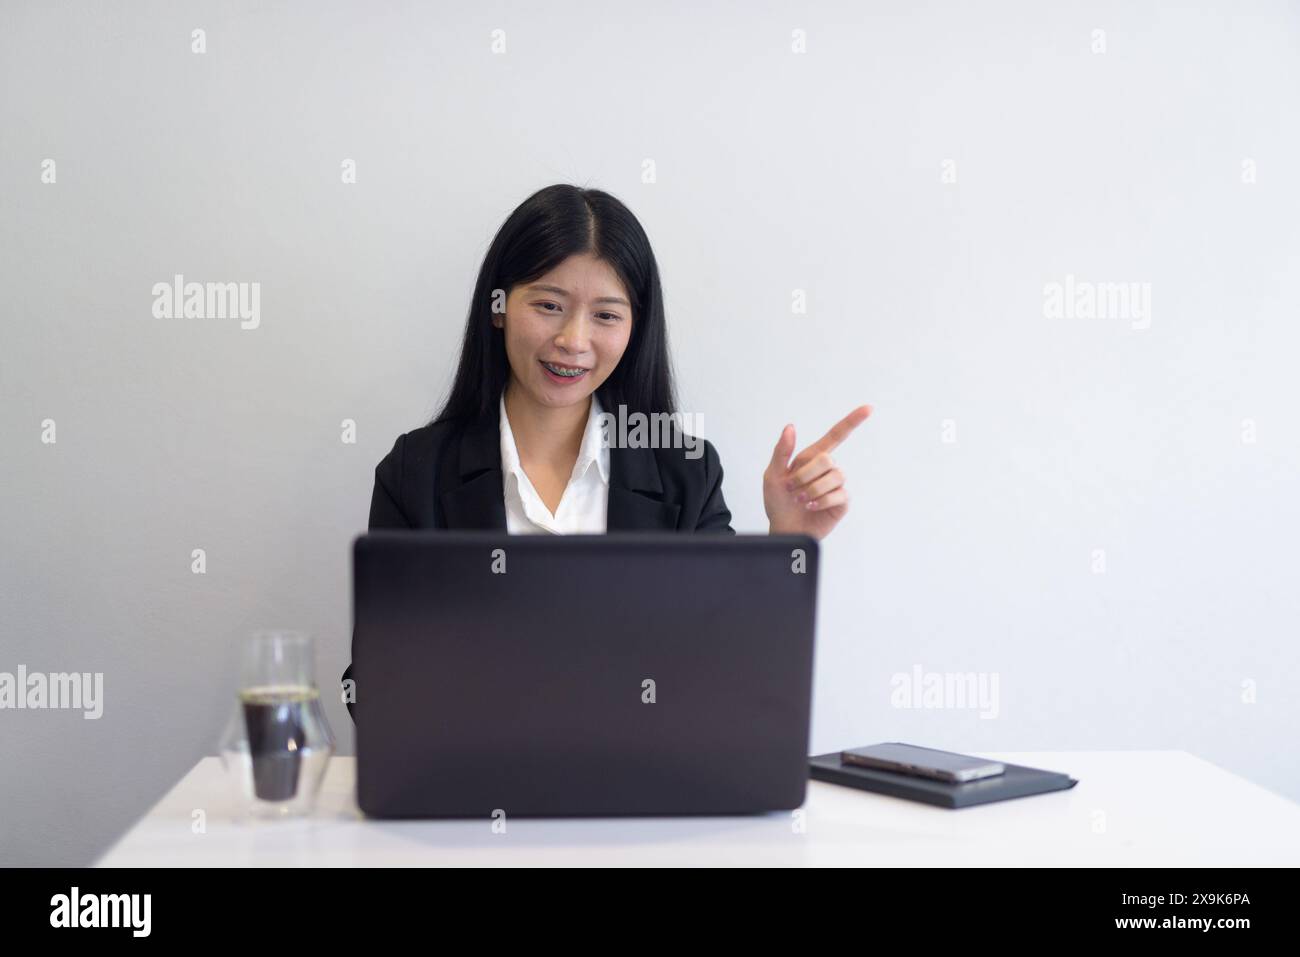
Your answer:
[218,630,335,819]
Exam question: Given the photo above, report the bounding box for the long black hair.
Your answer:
[431,184,678,426]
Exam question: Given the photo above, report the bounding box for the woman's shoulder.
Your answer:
[374,417,466,479]
[643,430,726,488]
[640,432,732,532]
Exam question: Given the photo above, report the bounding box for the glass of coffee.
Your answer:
[218,631,335,818]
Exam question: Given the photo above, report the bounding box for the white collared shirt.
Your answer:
[499,392,610,534]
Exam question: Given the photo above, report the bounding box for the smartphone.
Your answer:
[840,742,1005,783]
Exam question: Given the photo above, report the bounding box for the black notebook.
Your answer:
[809,752,1078,809]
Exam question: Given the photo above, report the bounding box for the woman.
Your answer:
[342,184,870,713]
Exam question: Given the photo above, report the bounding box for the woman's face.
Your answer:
[495,252,634,410]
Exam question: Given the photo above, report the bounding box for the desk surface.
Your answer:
[96,751,1300,866]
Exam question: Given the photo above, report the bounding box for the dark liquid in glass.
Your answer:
[241,687,313,802]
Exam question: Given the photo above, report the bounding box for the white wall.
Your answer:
[2,0,1296,865]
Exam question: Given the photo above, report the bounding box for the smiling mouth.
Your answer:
[540,360,590,379]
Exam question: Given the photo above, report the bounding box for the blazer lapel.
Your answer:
[439,398,681,532]
[439,407,508,530]
[607,443,681,531]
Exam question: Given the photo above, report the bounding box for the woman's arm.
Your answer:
[695,439,736,533]
[344,434,414,721]
[367,433,412,529]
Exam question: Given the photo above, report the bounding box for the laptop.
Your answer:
[351,530,819,818]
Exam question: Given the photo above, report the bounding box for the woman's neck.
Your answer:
[503,380,590,469]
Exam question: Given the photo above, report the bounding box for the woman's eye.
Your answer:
[533,302,620,323]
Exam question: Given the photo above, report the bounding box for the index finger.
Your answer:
[796,405,872,462]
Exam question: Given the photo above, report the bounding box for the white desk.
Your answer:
[96,751,1300,866]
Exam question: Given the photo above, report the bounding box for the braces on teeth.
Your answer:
[543,362,587,377]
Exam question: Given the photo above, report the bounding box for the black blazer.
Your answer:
[341,401,736,718]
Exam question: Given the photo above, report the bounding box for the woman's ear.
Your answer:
[491,316,503,328]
